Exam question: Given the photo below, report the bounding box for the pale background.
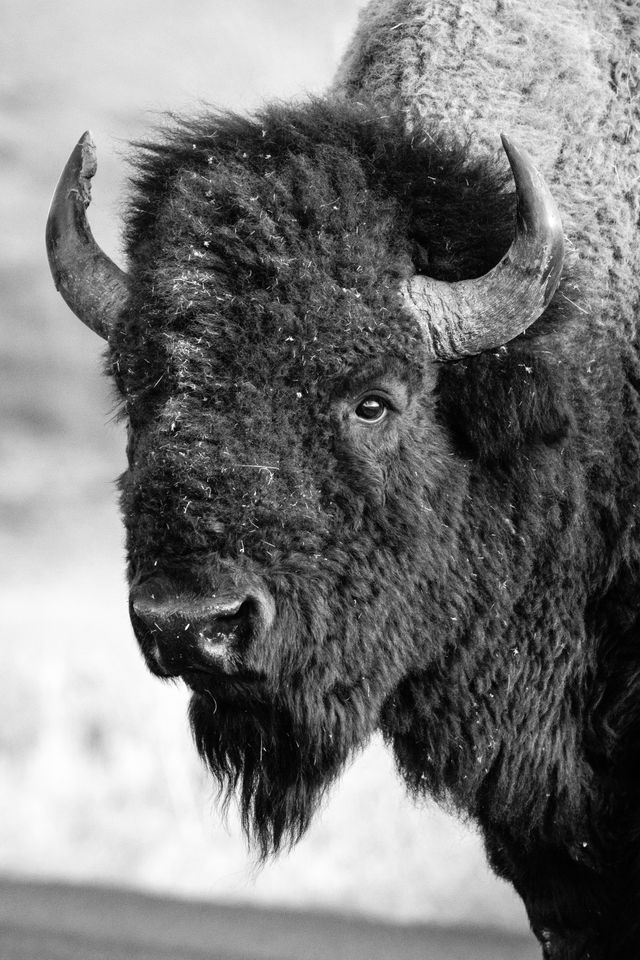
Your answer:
[0,0,528,934]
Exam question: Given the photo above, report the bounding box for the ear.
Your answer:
[436,344,574,466]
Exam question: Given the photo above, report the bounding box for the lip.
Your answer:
[180,665,264,695]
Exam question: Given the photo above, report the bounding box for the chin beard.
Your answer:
[189,683,373,859]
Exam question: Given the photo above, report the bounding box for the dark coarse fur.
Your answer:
[107,24,640,960]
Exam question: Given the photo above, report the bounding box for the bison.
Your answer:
[46,1,640,957]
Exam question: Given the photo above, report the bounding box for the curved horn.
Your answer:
[400,136,565,361]
[46,131,129,341]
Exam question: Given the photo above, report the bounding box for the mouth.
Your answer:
[180,664,266,698]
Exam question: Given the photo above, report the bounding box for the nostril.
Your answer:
[197,598,258,648]
[129,579,275,677]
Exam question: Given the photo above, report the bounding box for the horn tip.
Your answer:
[499,133,525,171]
[78,131,98,183]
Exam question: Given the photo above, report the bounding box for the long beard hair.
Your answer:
[188,680,374,859]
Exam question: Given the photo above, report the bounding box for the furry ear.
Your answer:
[437,345,574,466]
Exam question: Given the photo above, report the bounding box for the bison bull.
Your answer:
[46,1,640,957]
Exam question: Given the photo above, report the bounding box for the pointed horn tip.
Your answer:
[499,131,563,235]
[57,132,98,191]
[499,133,534,178]
[78,130,98,183]
[50,131,98,212]
[499,132,514,154]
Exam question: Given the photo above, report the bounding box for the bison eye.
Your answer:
[355,396,388,422]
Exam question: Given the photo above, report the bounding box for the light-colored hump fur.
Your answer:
[333,0,640,339]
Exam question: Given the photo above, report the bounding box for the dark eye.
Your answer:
[355,396,388,422]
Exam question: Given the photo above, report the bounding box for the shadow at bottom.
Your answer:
[0,876,539,960]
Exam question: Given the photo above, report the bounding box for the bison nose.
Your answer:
[129,579,274,678]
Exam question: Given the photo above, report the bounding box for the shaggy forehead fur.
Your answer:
[116,101,517,411]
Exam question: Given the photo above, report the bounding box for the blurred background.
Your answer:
[1,0,534,952]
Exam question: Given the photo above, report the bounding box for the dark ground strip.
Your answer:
[0,877,538,960]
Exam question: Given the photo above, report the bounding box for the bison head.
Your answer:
[46,101,563,856]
